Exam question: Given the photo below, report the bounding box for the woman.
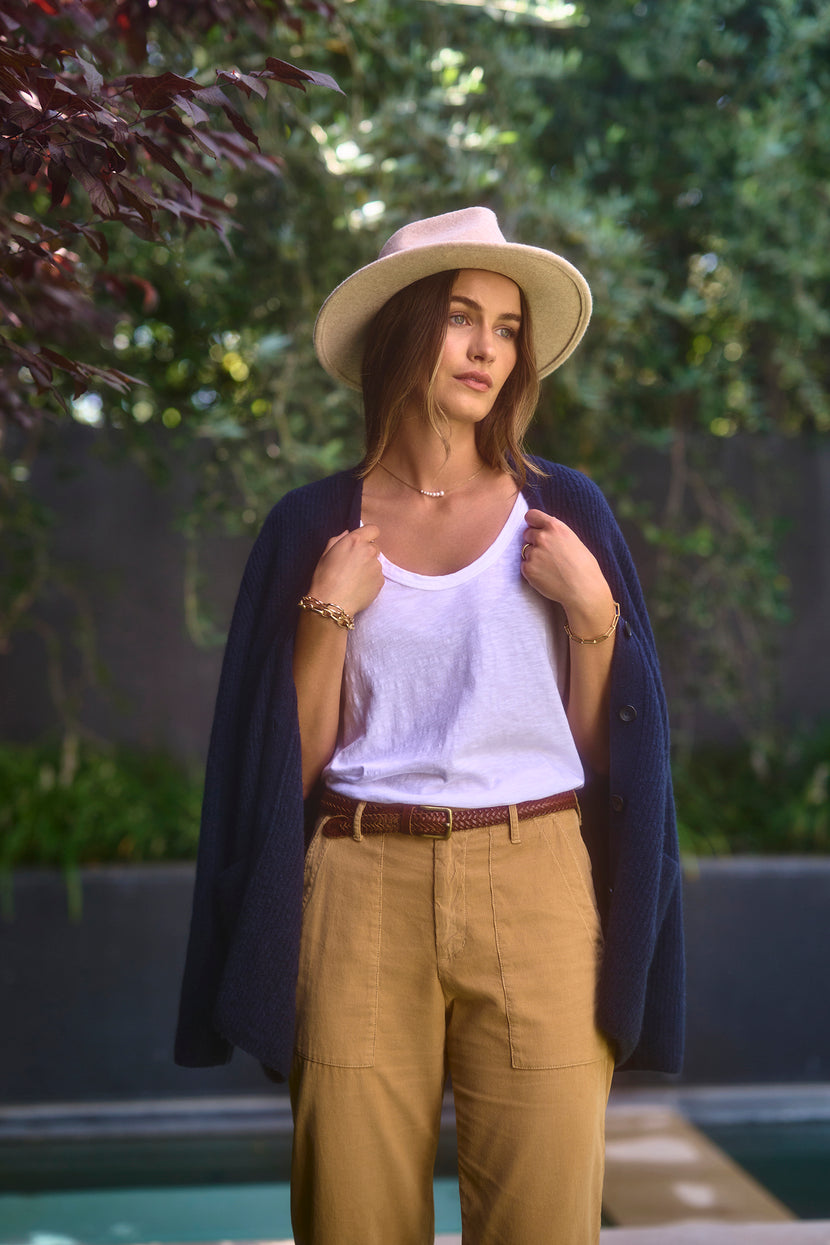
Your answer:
[175,208,685,1245]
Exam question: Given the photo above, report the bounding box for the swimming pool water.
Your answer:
[701,1118,830,1221]
[0,1178,463,1245]
[3,1116,829,1242]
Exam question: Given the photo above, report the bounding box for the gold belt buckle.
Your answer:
[415,805,453,840]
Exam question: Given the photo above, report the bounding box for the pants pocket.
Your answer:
[294,826,384,1068]
[490,809,608,1070]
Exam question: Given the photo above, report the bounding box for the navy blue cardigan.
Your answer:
[175,460,685,1077]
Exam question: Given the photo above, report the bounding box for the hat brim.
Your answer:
[313,240,592,391]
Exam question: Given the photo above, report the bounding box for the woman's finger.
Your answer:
[322,529,350,555]
[524,508,558,531]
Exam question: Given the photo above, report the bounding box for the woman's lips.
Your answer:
[455,371,492,392]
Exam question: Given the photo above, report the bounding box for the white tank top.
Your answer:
[323,493,584,807]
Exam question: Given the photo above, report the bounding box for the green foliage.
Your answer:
[0,0,339,422]
[674,722,830,856]
[0,741,202,916]
[2,725,828,913]
[3,0,828,750]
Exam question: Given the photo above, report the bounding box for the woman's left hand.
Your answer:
[521,510,616,773]
[520,509,614,634]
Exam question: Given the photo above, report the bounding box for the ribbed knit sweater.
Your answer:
[175,460,685,1077]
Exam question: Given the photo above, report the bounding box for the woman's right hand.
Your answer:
[295,526,383,795]
[307,525,384,618]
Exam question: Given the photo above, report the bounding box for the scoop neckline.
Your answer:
[379,492,528,590]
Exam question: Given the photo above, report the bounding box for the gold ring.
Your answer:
[521,542,531,561]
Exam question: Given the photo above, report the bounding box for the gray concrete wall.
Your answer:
[0,425,828,758]
[2,859,828,1104]
[0,426,247,762]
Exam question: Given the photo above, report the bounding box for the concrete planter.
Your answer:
[1,865,267,1104]
[672,856,830,1085]
[2,858,829,1104]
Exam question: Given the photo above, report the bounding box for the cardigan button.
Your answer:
[618,704,638,723]
[623,620,632,638]
[611,794,625,813]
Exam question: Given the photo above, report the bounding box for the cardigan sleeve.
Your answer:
[527,460,685,1072]
[174,470,360,1072]
[174,523,290,1066]
[583,481,684,1070]
[173,494,310,1067]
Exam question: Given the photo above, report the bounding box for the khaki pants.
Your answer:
[290,805,614,1245]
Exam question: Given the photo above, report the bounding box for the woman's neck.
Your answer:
[376,420,484,495]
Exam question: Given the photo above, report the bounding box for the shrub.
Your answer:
[673,722,830,856]
[1,721,828,909]
[0,740,202,915]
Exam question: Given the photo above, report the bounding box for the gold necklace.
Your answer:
[379,461,486,498]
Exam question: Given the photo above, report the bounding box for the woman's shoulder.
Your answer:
[242,467,359,560]
[523,455,613,520]
[237,467,360,598]
[260,467,360,533]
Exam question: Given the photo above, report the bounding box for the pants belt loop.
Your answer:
[573,792,583,827]
[508,803,521,844]
[352,800,367,842]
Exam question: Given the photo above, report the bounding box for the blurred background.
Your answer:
[2,0,829,855]
[1,0,829,1234]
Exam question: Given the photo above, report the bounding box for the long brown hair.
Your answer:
[360,269,541,486]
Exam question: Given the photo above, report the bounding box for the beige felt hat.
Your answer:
[313,206,592,391]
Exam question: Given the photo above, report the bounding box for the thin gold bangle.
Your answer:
[298,594,355,631]
[564,602,621,645]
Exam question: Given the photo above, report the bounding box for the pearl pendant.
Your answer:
[420,488,445,497]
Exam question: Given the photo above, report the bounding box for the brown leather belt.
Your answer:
[319,789,579,841]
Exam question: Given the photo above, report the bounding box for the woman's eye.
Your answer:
[497,326,516,340]
[449,312,467,326]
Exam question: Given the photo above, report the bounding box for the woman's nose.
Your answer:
[469,328,496,362]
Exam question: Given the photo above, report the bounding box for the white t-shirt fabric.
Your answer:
[323,492,584,807]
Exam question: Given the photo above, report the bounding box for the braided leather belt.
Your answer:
[319,789,579,840]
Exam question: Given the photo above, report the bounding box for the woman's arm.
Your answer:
[520,509,616,775]
[293,525,384,797]
[558,596,616,776]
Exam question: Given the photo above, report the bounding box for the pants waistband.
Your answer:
[319,789,580,841]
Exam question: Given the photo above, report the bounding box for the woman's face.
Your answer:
[430,268,521,427]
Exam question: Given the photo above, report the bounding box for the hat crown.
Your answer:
[314,205,592,389]
[378,207,506,261]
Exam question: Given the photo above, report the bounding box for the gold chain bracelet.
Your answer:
[298,594,355,631]
[564,601,621,645]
